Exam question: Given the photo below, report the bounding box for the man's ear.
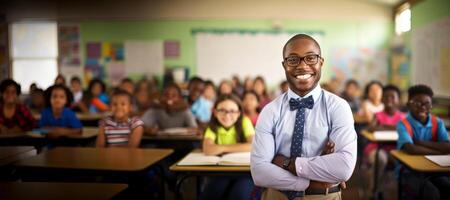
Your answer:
[282,61,287,69]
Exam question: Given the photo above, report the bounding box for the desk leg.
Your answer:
[398,168,402,200]
[175,174,190,200]
[373,145,380,200]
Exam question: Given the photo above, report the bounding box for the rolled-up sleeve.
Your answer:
[251,106,310,191]
[294,99,357,183]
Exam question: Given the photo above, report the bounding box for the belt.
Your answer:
[283,186,341,198]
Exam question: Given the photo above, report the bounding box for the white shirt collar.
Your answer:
[287,84,322,103]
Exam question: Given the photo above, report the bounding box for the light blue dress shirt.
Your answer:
[251,85,357,191]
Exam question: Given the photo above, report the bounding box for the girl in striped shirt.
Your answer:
[96,90,144,148]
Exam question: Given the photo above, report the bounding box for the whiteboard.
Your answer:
[11,22,58,58]
[412,16,450,97]
[125,41,163,77]
[195,32,323,86]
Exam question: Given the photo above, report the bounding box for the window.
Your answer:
[395,3,411,35]
[10,22,58,93]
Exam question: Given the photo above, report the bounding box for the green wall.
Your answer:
[80,19,393,81]
[412,0,450,28]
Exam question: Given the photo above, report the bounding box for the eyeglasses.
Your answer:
[409,100,432,109]
[216,109,240,115]
[283,54,321,67]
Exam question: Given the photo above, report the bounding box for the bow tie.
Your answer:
[289,96,314,110]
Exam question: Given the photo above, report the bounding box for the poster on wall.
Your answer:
[58,25,81,66]
[84,41,125,85]
[164,40,180,58]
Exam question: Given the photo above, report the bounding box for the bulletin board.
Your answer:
[412,16,450,98]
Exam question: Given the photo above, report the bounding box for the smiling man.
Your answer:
[251,34,357,200]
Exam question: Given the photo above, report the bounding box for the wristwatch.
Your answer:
[282,158,291,170]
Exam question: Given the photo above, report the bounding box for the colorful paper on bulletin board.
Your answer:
[87,42,101,59]
[58,25,81,66]
[102,42,111,58]
[84,64,105,82]
[112,43,124,61]
[164,40,180,58]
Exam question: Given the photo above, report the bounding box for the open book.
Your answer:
[425,155,450,167]
[177,152,250,166]
[373,131,398,140]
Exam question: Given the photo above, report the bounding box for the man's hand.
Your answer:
[321,141,335,155]
[271,154,288,168]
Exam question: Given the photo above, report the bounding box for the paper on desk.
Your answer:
[177,152,250,166]
[373,131,398,140]
[425,155,450,167]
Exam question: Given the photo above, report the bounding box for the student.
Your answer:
[135,79,159,115]
[119,78,135,95]
[341,79,361,113]
[187,76,211,124]
[218,79,234,96]
[28,88,46,115]
[70,76,83,104]
[142,83,197,134]
[242,90,260,126]
[243,77,254,92]
[54,74,66,86]
[397,84,450,200]
[251,34,356,199]
[203,80,216,103]
[365,84,405,197]
[231,75,244,97]
[85,79,109,113]
[0,79,36,134]
[39,84,82,137]
[96,90,144,148]
[253,76,271,111]
[358,80,384,123]
[201,94,255,200]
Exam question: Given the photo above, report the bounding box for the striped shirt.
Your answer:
[100,116,144,147]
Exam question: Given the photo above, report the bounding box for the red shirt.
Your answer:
[0,103,37,131]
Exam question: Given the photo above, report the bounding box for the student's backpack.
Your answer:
[401,115,438,141]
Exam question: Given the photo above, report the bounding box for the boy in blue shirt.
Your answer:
[397,84,450,200]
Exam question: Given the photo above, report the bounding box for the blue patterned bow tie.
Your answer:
[289,96,314,110]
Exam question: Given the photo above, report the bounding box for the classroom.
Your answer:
[0,0,449,199]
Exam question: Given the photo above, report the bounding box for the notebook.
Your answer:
[177,152,250,166]
[425,155,450,167]
[373,131,398,140]
[158,127,197,136]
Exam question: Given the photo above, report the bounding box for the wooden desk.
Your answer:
[360,129,397,199]
[0,182,127,200]
[25,127,99,139]
[390,150,450,173]
[0,146,36,166]
[15,147,173,172]
[170,149,250,199]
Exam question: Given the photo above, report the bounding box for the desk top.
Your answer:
[0,182,127,200]
[390,150,450,173]
[170,149,250,172]
[25,127,99,139]
[360,130,398,143]
[14,147,173,172]
[0,146,35,166]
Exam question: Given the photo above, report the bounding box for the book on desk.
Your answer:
[373,130,398,140]
[425,155,450,167]
[177,152,250,166]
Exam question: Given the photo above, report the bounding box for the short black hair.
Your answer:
[345,79,359,88]
[0,79,21,95]
[44,84,74,108]
[283,34,321,57]
[111,88,133,103]
[121,78,133,84]
[164,83,183,97]
[363,80,383,100]
[408,84,433,100]
[70,76,81,83]
[383,84,401,99]
[88,79,106,94]
[188,76,204,89]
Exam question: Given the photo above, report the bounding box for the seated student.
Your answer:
[231,75,244,97]
[242,90,260,126]
[142,83,197,134]
[341,79,361,113]
[28,88,46,115]
[218,79,234,96]
[201,94,254,200]
[0,79,36,134]
[96,90,144,148]
[253,76,271,111]
[397,84,450,200]
[84,79,109,113]
[203,80,216,103]
[54,74,67,86]
[39,84,82,137]
[135,79,159,114]
[365,84,405,197]
[187,77,211,125]
[357,80,384,123]
[70,76,83,104]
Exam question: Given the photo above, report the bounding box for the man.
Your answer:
[251,34,357,200]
